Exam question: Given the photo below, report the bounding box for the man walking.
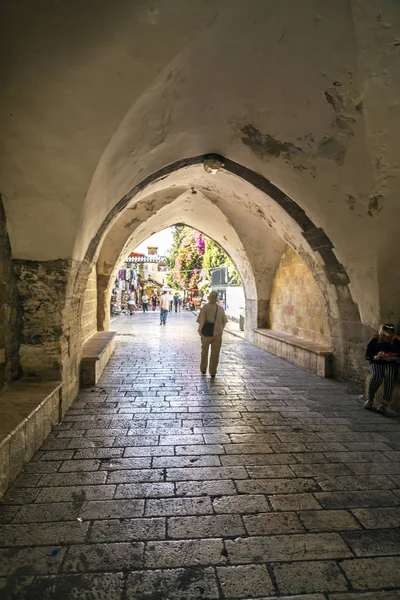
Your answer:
[142,292,149,313]
[197,291,227,377]
[159,290,172,326]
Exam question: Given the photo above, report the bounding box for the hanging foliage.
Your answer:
[167,229,205,291]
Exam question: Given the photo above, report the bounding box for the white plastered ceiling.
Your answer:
[1,0,399,326]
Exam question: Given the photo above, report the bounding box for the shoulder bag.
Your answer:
[201,306,218,337]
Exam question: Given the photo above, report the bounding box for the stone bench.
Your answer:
[364,366,400,413]
[0,381,61,496]
[253,328,334,377]
[80,331,116,387]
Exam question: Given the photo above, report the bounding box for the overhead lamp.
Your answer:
[174,223,185,232]
[204,155,224,175]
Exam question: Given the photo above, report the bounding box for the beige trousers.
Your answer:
[200,334,222,375]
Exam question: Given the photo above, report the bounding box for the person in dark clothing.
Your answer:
[151,293,157,311]
[364,323,400,414]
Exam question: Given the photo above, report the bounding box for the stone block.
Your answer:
[273,560,348,594]
[225,533,352,564]
[80,331,116,387]
[217,564,274,597]
[0,435,10,494]
[145,539,224,568]
[253,328,333,377]
[126,567,219,599]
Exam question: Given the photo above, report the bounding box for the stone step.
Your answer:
[0,381,61,496]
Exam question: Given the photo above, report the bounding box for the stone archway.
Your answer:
[73,154,364,385]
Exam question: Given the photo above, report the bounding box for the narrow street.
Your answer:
[1,311,400,599]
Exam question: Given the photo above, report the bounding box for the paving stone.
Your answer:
[342,529,400,556]
[40,437,72,449]
[244,512,304,535]
[12,474,41,487]
[166,466,248,481]
[324,452,390,463]
[59,460,101,472]
[317,475,394,491]
[224,443,273,454]
[299,509,361,531]
[291,464,352,478]
[107,469,164,483]
[236,477,318,494]
[123,445,175,456]
[293,452,329,463]
[152,455,221,468]
[347,461,400,475]
[0,577,39,598]
[125,567,220,599]
[174,444,224,456]
[0,488,41,505]
[35,485,116,503]
[0,521,89,546]
[23,461,63,474]
[89,518,165,542]
[0,545,67,575]
[0,505,20,524]
[326,592,400,599]
[12,502,80,523]
[114,482,175,499]
[314,490,399,509]
[73,448,123,459]
[99,457,151,470]
[212,494,270,514]
[168,514,245,538]
[38,472,108,487]
[217,564,274,597]
[39,450,75,461]
[273,560,348,594]
[341,556,400,589]
[351,506,400,529]
[246,465,296,478]
[145,497,213,517]
[0,573,125,599]
[79,499,144,520]
[62,542,144,572]
[226,533,352,563]
[145,539,225,568]
[221,453,296,466]
[176,480,237,497]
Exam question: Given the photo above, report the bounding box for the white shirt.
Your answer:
[160,294,171,310]
[142,295,149,303]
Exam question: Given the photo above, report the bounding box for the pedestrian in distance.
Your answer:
[127,293,135,316]
[364,323,400,414]
[160,290,172,326]
[197,291,227,378]
[142,292,149,313]
[174,294,180,313]
[151,293,157,311]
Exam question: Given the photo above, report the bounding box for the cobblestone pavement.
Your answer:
[1,311,400,599]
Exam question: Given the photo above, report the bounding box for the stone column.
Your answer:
[0,198,20,389]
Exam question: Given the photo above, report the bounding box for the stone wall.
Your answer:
[81,264,97,344]
[13,260,71,382]
[270,246,331,346]
[0,196,20,389]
